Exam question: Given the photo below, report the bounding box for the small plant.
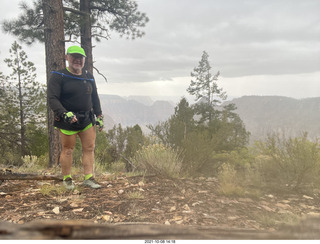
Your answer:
[131,143,183,178]
[108,160,127,173]
[40,184,69,196]
[217,163,245,197]
[21,155,38,168]
[126,191,144,199]
[253,212,301,229]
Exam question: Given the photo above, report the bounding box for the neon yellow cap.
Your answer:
[67,46,86,57]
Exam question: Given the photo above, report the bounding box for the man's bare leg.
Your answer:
[78,126,96,175]
[79,126,101,188]
[59,131,77,176]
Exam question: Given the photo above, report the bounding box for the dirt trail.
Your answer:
[1,174,320,231]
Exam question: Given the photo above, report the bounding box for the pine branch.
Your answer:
[63,6,88,16]
[93,66,108,83]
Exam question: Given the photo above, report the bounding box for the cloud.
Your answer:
[93,0,320,87]
[1,0,319,100]
[220,71,320,98]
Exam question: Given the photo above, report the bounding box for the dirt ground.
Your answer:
[1,172,320,232]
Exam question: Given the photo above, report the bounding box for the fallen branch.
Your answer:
[0,172,61,181]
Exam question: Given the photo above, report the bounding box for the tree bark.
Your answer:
[42,0,65,167]
[80,0,93,74]
[17,71,26,157]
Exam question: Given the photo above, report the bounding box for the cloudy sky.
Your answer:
[0,0,319,102]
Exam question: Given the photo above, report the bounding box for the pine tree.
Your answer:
[187,51,226,106]
[3,41,46,157]
[169,97,195,145]
[42,0,66,167]
[3,0,149,73]
[0,72,20,158]
[187,51,226,123]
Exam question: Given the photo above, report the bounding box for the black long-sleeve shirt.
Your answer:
[48,68,102,130]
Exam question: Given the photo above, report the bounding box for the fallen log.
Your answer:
[1,217,320,240]
[0,170,61,182]
[0,220,271,240]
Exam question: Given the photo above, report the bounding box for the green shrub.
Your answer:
[217,163,245,196]
[254,133,320,192]
[181,131,218,176]
[19,154,49,173]
[108,160,127,173]
[131,143,183,178]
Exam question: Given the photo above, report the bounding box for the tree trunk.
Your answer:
[17,72,26,157]
[80,0,93,74]
[42,0,65,167]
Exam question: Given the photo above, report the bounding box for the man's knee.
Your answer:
[63,147,74,157]
[83,143,95,153]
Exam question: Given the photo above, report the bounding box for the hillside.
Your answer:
[225,96,320,142]
[99,94,174,130]
[99,94,320,142]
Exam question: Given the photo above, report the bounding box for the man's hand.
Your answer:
[96,115,104,131]
[63,111,77,124]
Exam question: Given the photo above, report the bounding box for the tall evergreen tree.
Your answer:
[2,0,149,73]
[3,41,46,157]
[187,51,226,123]
[0,72,20,158]
[148,97,195,148]
[168,97,195,146]
[187,51,226,106]
[42,0,66,167]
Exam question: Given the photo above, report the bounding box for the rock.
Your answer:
[164,220,171,225]
[276,203,291,210]
[118,189,124,194]
[306,212,320,217]
[70,202,79,208]
[72,208,84,213]
[192,201,203,207]
[206,177,218,182]
[169,206,176,212]
[280,200,290,204]
[303,195,314,200]
[228,216,239,220]
[261,205,274,212]
[102,215,112,222]
[238,198,254,203]
[183,204,191,211]
[52,207,60,215]
[175,220,184,224]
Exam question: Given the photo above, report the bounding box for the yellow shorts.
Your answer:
[59,123,93,135]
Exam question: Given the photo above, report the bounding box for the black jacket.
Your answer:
[48,68,102,130]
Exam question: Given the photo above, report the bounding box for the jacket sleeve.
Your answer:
[87,72,102,117]
[91,78,102,117]
[48,72,68,118]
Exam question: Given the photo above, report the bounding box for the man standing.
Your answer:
[48,45,104,190]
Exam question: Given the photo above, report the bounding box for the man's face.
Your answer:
[66,54,85,72]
